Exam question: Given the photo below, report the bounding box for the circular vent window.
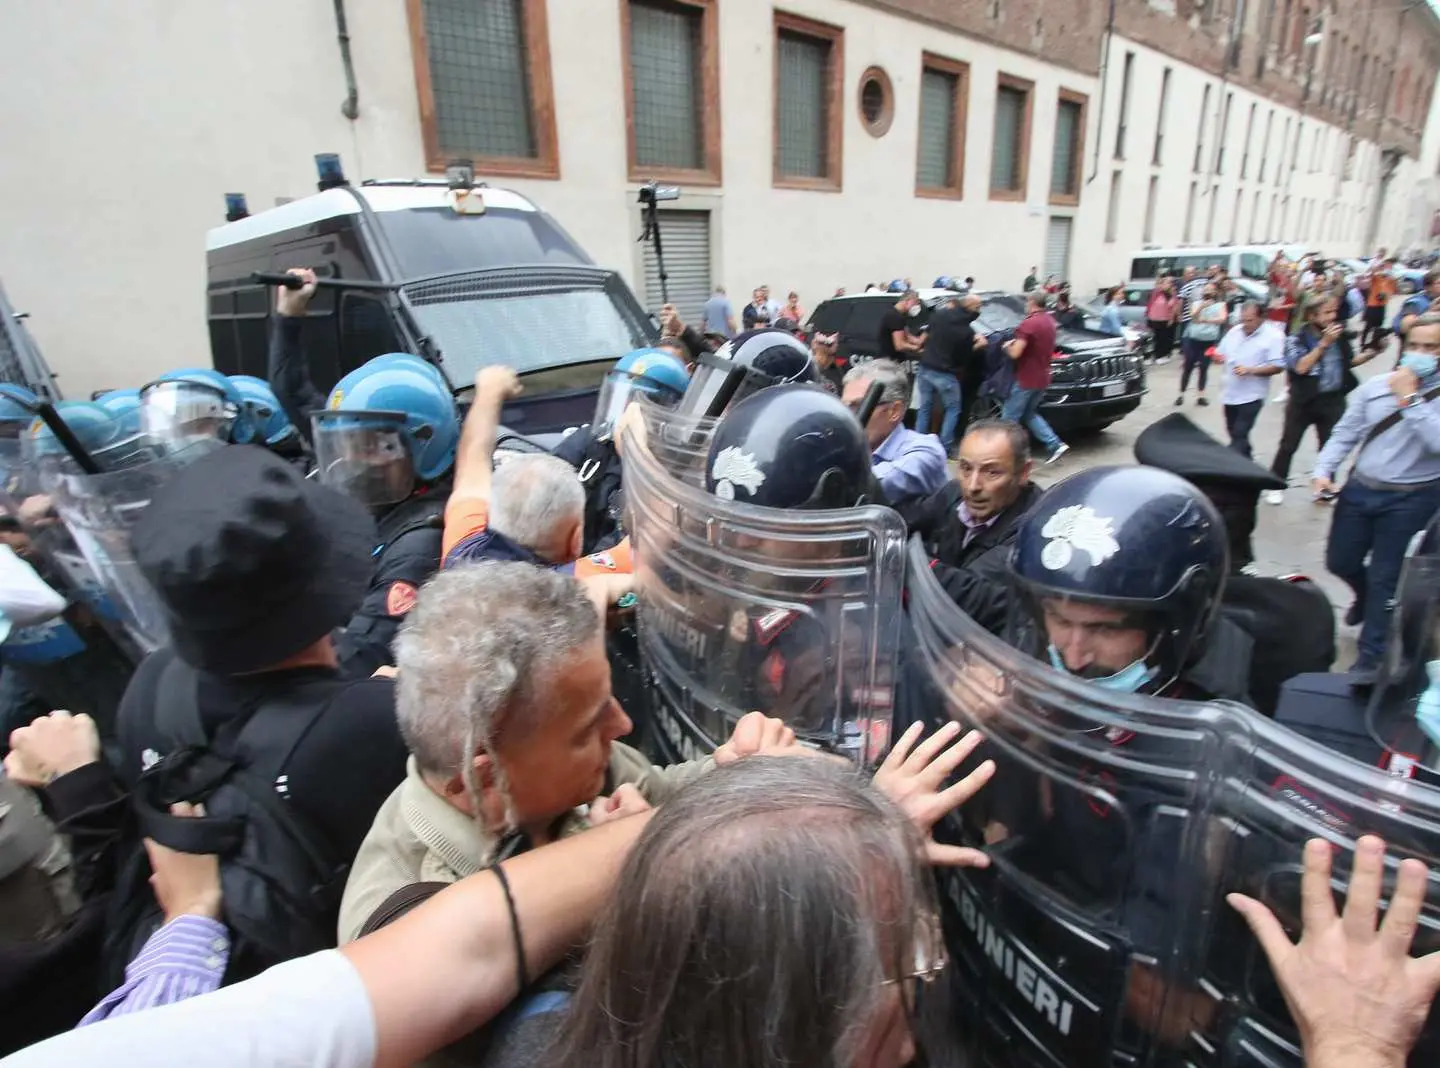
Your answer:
[858,67,894,138]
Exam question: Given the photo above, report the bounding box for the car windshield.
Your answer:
[374,207,591,279]
[409,287,651,381]
[975,297,1023,333]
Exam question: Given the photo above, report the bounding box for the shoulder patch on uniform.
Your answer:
[385,580,419,617]
[586,551,617,570]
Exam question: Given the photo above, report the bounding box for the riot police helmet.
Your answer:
[677,328,817,420]
[139,368,256,450]
[92,388,162,467]
[704,384,876,510]
[1011,465,1229,693]
[312,355,460,509]
[887,279,907,293]
[0,384,38,461]
[227,375,300,449]
[933,275,954,290]
[25,398,157,474]
[591,347,690,442]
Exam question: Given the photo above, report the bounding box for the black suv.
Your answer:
[806,290,1146,435]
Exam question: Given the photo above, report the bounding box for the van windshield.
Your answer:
[375,207,591,279]
[406,283,652,382]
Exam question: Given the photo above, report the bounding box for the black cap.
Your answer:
[131,445,376,674]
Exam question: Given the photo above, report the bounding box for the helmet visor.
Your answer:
[675,351,763,420]
[141,381,235,452]
[312,411,415,509]
[592,368,685,441]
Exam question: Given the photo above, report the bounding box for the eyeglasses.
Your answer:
[883,911,948,991]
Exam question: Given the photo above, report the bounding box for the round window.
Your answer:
[858,66,894,138]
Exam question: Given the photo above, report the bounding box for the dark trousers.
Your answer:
[1224,400,1263,459]
[1270,391,1346,483]
[1361,305,1387,350]
[1148,320,1176,360]
[1179,338,1210,394]
[1326,480,1440,667]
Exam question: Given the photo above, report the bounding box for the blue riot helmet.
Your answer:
[933,276,954,290]
[139,368,256,450]
[704,384,877,510]
[677,328,817,420]
[364,352,449,387]
[0,384,38,468]
[227,375,300,449]
[90,389,161,468]
[312,357,460,509]
[887,279,907,293]
[592,348,690,442]
[24,399,156,475]
[1011,465,1229,692]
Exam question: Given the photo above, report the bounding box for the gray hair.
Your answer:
[963,417,1031,469]
[553,757,933,1068]
[394,563,599,793]
[1240,300,1266,318]
[489,453,585,559]
[843,358,910,405]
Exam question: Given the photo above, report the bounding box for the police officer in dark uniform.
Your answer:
[263,269,459,676]
[552,347,689,554]
[628,381,901,762]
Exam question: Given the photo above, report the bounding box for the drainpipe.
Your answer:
[1086,0,1117,184]
[334,0,360,121]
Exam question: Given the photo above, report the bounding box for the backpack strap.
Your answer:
[1358,384,1440,457]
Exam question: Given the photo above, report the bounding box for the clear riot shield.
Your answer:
[621,412,905,766]
[905,536,1440,1067]
[632,394,716,488]
[39,457,180,657]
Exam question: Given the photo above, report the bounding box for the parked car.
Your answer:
[805,290,1146,435]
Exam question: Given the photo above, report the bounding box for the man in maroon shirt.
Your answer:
[1001,291,1069,463]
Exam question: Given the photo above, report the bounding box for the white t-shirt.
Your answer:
[2,951,377,1068]
[1218,322,1286,406]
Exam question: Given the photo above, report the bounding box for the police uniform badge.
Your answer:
[1039,506,1120,571]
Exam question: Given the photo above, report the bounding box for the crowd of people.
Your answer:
[0,259,1439,1068]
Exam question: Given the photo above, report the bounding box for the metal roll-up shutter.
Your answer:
[1044,216,1073,282]
[641,210,712,324]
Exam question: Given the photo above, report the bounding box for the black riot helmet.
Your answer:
[704,384,877,510]
[1011,465,1229,690]
[1365,509,1440,779]
[678,328,817,419]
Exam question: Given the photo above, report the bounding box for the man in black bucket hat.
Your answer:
[22,445,410,993]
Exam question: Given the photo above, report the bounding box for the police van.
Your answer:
[205,159,658,439]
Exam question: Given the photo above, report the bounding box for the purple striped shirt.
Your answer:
[78,915,230,1026]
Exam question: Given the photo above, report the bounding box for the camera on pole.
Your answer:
[637,181,681,305]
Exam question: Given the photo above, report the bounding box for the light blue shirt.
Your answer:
[1218,322,1286,406]
[1284,330,1345,394]
[1098,304,1124,337]
[702,294,734,337]
[872,424,949,501]
[1313,372,1440,484]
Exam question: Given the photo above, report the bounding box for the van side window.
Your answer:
[339,294,402,374]
[1240,254,1266,280]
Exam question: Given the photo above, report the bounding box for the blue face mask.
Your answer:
[1047,645,1159,693]
[1400,352,1439,380]
[1416,659,1440,747]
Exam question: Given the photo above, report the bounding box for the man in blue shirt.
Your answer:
[1394,267,1440,346]
[1314,311,1440,674]
[839,359,948,506]
[1266,294,1367,502]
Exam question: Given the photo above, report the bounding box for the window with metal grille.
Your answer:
[629,1,703,171]
[1051,96,1083,199]
[1143,176,1159,243]
[775,27,835,182]
[412,0,556,176]
[1115,52,1134,159]
[1153,68,1171,165]
[991,80,1030,197]
[916,63,963,193]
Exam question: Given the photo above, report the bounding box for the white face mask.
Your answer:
[908,305,922,318]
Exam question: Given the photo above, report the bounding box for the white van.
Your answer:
[1128,245,1282,284]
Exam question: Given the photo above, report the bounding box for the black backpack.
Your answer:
[103,657,349,986]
